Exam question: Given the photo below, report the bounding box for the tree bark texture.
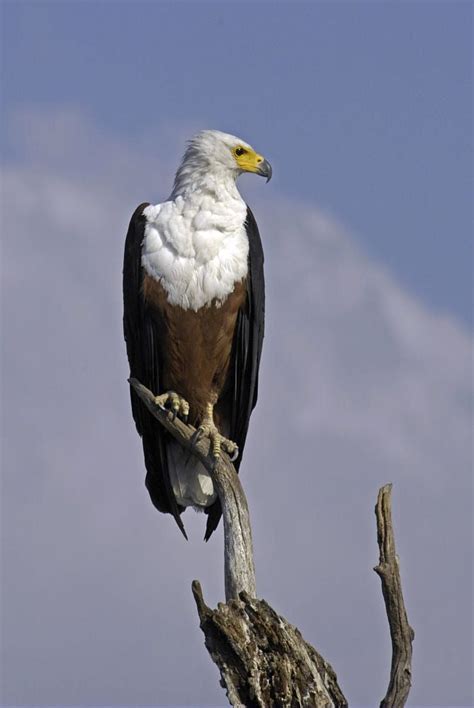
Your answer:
[192,581,348,708]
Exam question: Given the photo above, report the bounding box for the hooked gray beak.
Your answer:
[257,158,272,183]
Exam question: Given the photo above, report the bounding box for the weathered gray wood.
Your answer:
[129,378,256,600]
[374,484,415,707]
[130,379,414,707]
[130,378,346,706]
[192,580,348,708]
[210,454,256,600]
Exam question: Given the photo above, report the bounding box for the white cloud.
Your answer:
[2,109,472,706]
[256,200,471,474]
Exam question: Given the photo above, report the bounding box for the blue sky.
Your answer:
[2,2,472,706]
[2,0,472,324]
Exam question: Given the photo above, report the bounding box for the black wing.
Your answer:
[204,206,265,540]
[123,203,187,538]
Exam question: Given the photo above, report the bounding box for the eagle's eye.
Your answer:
[235,147,246,157]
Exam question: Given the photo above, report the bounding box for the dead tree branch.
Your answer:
[130,379,413,707]
[129,378,347,705]
[129,377,255,599]
[192,581,348,708]
[374,484,415,707]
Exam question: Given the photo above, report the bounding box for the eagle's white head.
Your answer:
[171,130,272,198]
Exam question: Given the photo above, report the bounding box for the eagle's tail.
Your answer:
[166,441,217,510]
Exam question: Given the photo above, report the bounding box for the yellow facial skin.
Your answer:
[232,145,265,173]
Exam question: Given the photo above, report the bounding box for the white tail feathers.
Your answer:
[167,441,217,508]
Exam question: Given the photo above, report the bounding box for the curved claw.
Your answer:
[192,415,238,464]
[154,397,167,411]
[155,391,190,424]
[191,427,204,446]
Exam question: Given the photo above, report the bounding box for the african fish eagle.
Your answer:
[123,130,271,540]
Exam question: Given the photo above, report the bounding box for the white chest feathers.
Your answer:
[141,191,249,311]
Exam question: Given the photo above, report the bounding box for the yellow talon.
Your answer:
[194,401,239,462]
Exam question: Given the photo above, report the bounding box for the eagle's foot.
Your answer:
[192,421,239,462]
[154,391,190,422]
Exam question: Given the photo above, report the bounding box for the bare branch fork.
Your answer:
[129,378,414,707]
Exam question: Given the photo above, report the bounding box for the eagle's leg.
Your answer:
[193,402,239,462]
[155,391,190,423]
